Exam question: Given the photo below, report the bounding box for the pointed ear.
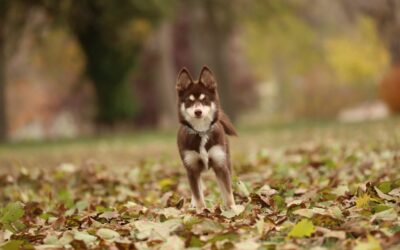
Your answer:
[176,68,193,93]
[199,66,216,90]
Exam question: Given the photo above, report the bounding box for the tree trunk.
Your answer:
[209,28,236,120]
[382,24,400,65]
[374,0,400,65]
[152,21,177,128]
[187,0,237,120]
[0,20,7,141]
[205,1,237,120]
[75,26,138,125]
[388,37,400,65]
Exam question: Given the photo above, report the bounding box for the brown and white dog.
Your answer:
[176,66,237,212]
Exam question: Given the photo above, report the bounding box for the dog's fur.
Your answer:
[176,66,237,212]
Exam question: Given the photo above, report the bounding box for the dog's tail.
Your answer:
[220,111,238,136]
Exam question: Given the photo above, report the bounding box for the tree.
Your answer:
[28,0,171,125]
[0,0,53,140]
[181,0,260,121]
[341,0,400,112]
[0,0,10,141]
[342,0,400,65]
[62,0,170,124]
[0,11,6,141]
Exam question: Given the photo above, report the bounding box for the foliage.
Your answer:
[3,0,173,124]
[242,2,321,79]
[60,0,171,123]
[1,122,400,249]
[243,2,389,85]
[241,2,390,118]
[324,17,389,85]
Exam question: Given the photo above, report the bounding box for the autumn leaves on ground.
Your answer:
[0,120,400,250]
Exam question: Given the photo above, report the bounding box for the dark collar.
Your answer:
[181,118,217,135]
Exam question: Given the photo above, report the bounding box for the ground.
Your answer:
[0,119,400,250]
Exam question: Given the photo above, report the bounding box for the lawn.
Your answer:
[0,119,400,249]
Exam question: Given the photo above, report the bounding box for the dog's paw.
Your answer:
[195,205,205,213]
[196,207,211,214]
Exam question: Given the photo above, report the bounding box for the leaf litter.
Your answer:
[0,137,400,249]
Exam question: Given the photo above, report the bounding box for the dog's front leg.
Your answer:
[209,145,235,208]
[187,170,205,212]
[214,166,235,208]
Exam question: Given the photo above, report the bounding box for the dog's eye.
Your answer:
[201,96,209,102]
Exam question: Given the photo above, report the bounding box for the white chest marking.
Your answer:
[199,134,209,169]
[183,141,226,170]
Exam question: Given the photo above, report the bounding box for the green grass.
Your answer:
[1,118,399,169]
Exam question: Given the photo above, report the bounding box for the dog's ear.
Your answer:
[199,66,216,90]
[176,68,193,93]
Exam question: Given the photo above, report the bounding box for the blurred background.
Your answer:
[0,0,399,143]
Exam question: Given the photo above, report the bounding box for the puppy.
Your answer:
[176,66,237,212]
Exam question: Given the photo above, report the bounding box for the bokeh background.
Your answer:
[2,2,400,248]
[0,0,399,143]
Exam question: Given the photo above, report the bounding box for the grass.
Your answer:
[1,118,398,168]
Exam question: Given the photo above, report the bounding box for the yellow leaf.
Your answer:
[356,194,371,209]
[354,235,382,250]
[288,219,315,238]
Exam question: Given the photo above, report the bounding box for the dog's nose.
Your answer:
[195,110,202,117]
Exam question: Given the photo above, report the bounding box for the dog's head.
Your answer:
[176,66,220,132]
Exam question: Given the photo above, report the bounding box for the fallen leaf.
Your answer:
[237,181,250,197]
[0,203,25,233]
[316,227,346,240]
[74,231,97,243]
[98,211,119,220]
[354,235,382,250]
[331,185,349,196]
[133,219,182,240]
[388,188,400,197]
[234,239,260,250]
[192,219,223,235]
[96,228,120,240]
[371,208,397,222]
[293,208,314,218]
[221,204,245,218]
[356,194,371,209]
[288,219,315,238]
[258,185,278,197]
[377,181,392,194]
[158,207,181,218]
[374,186,396,201]
[0,240,24,250]
[159,235,185,250]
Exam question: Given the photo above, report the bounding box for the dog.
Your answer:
[176,66,237,212]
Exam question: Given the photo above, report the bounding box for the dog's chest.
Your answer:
[182,132,226,170]
[198,134,210,169]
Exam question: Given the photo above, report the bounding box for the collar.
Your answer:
[182,118,217,136]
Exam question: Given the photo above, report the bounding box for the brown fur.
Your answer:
[219,111,238,136]
[176,66,236,211]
